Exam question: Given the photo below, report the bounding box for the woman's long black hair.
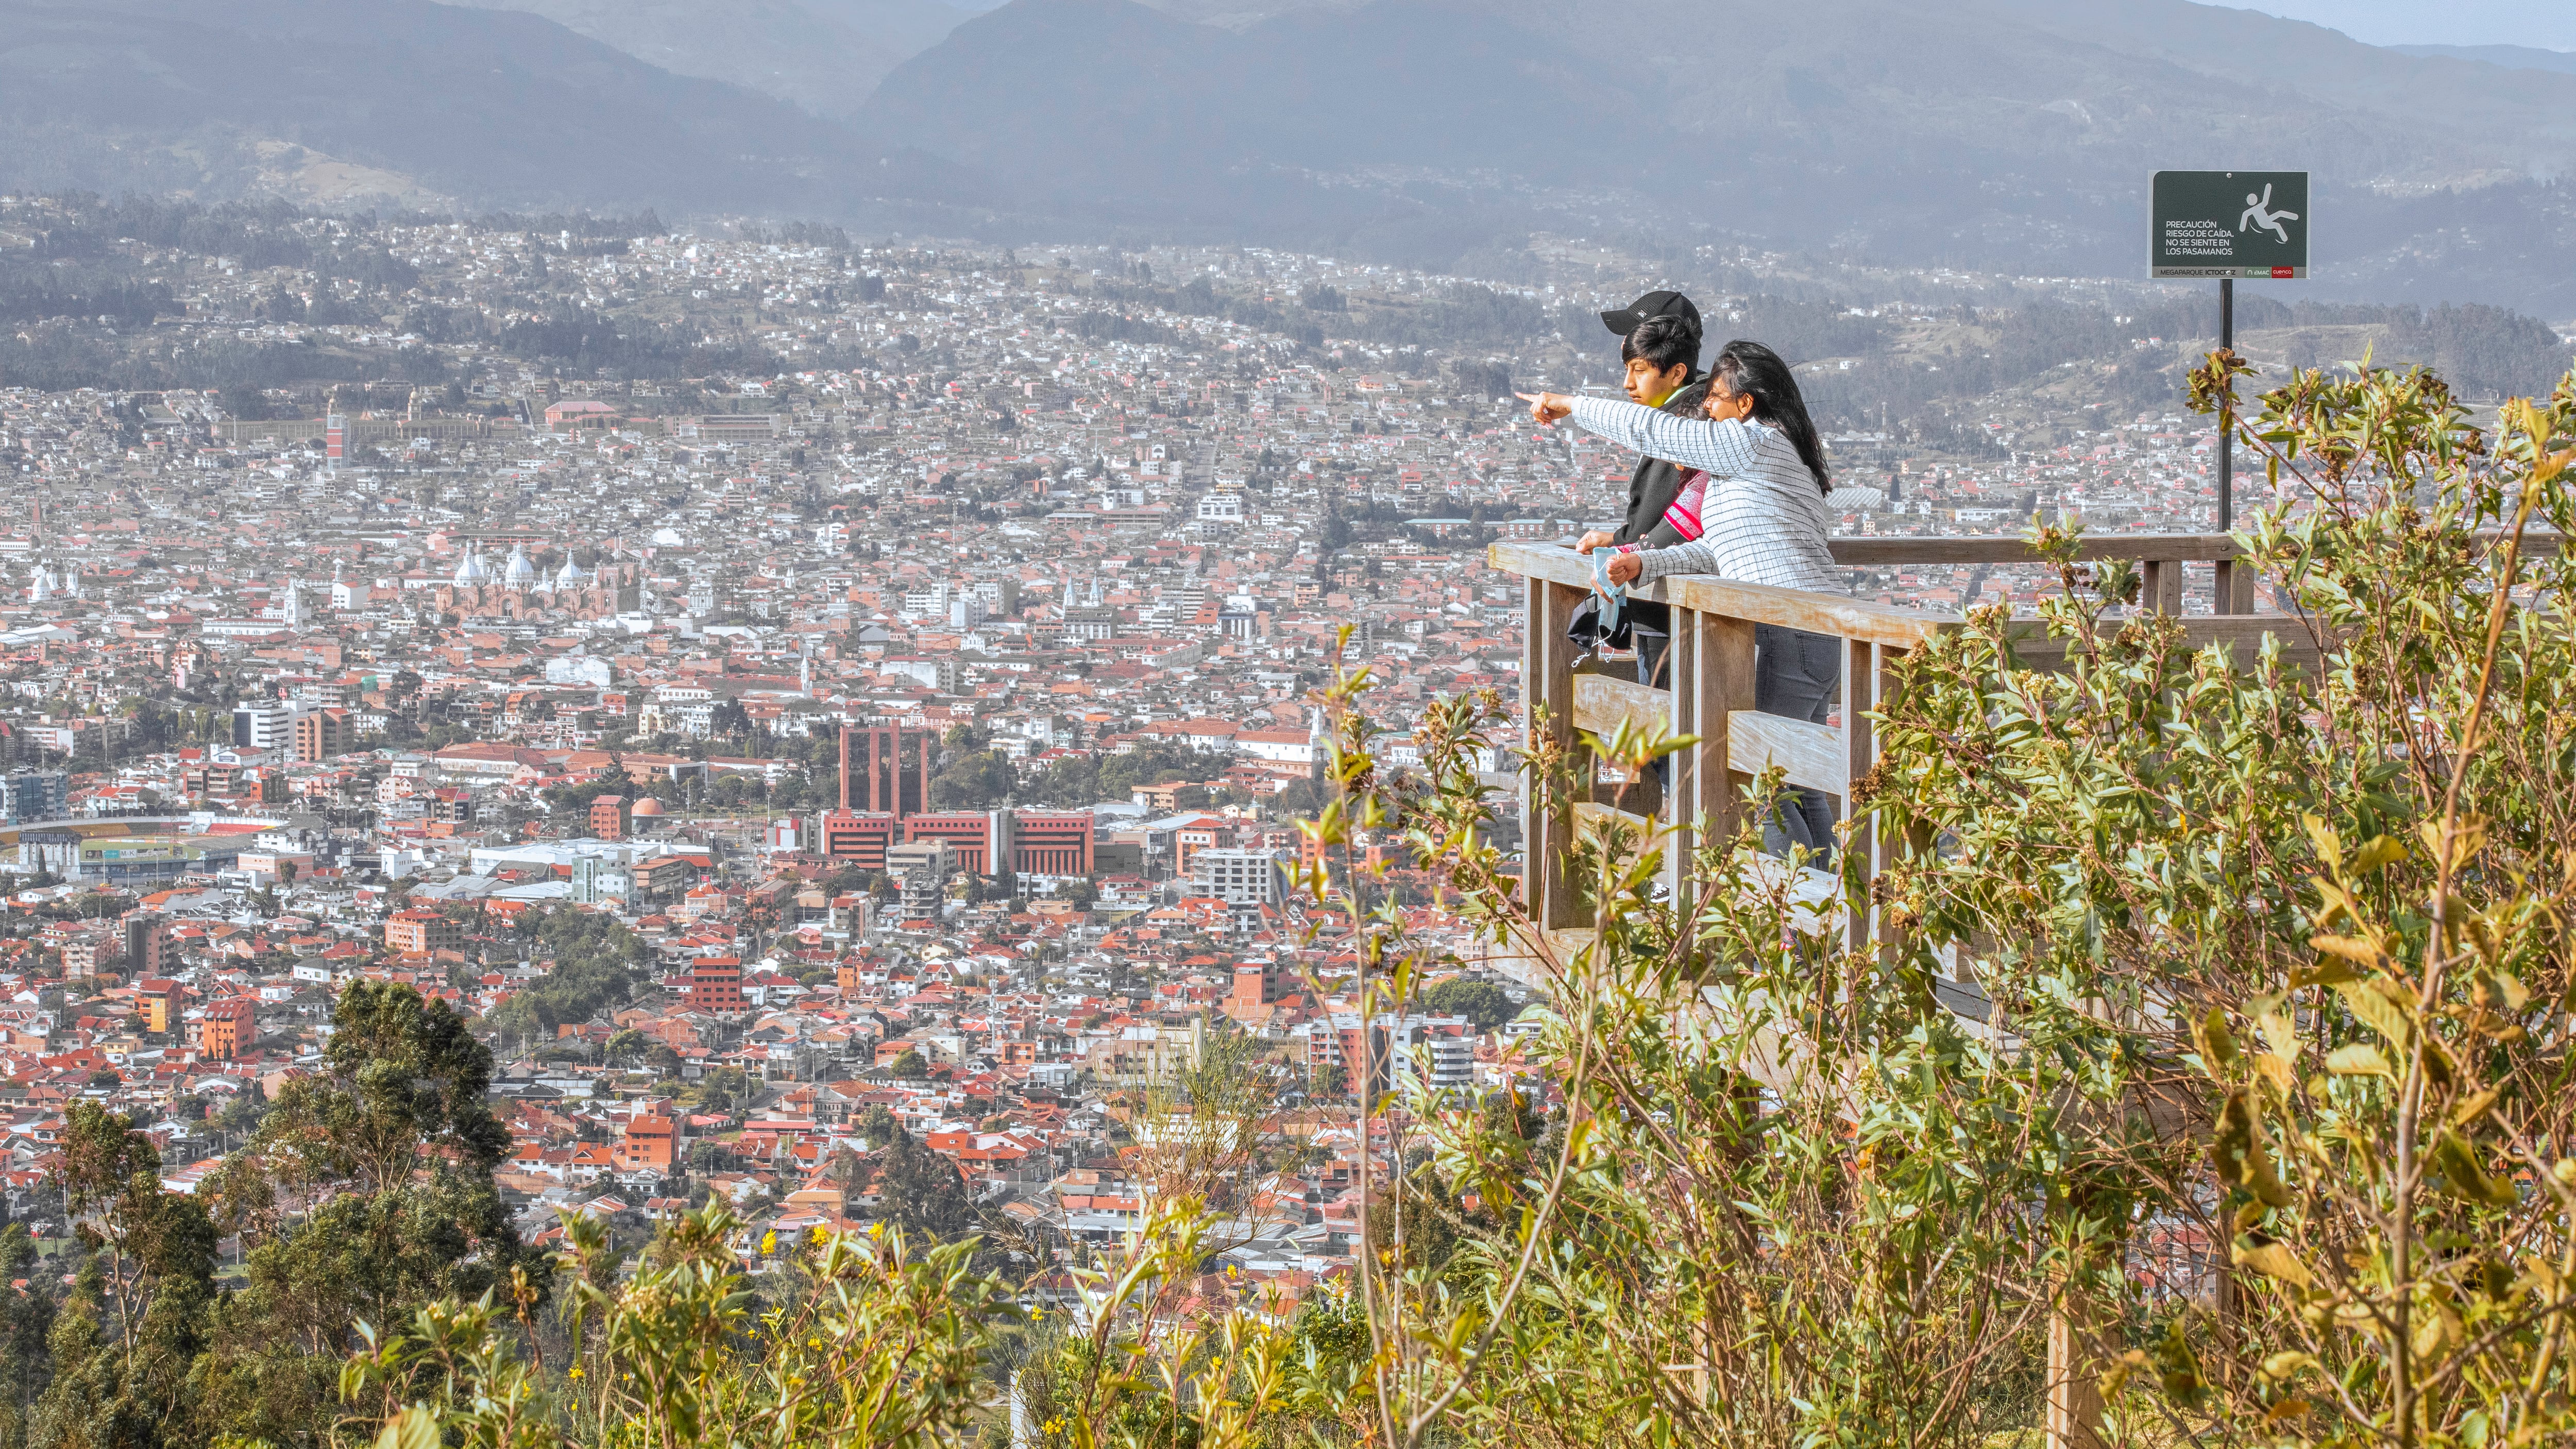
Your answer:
[1713,340,1830,495]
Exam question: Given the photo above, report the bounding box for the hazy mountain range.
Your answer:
[445,0,973,117]
[4,0,2573,308]
[0,0,985,216]
[2392,43,2576,76]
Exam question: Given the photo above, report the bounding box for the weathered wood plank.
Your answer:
[1523,578,1585,931]
[1725,711,1845,797]
[2174,614,2331,655]
[1571,673,1672,738]
[1488,539,1629,590]
[1657,574,1953,649]
[1828,534,2242,566]
[1487,541,1954,649]
[1572,800,1658,839]
[1998,615,2329,676]
[1694,618,1759,844]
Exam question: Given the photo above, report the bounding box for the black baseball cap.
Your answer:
[1600,289,1701,338]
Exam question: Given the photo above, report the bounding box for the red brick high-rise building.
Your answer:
[200,997,257,1059]
[613,1112,677,1171]
[385,910,462,957]
[1011,810,1094,876]
[904,812,998,875]
[686,958,745,1015]
[820,724,928,869]
[292,707,354,763]
[590,794,633,839]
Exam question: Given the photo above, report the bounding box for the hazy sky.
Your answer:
[2224,1,2576,52]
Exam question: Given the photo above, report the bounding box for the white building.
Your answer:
[231,700,296,751]
[1190,848,1290,909]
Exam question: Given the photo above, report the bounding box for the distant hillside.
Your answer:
[0,0,972,214]
[6,0,2575,311]
[861,0,2576,307]
[2391,43,2576,77]
[445,0,969,117]
[862,0,1617,226]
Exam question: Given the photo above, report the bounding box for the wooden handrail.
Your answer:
[1828,529,2561,566]
[1827,533,2242,565]
[1488,540,1955,647]
[1492,533,2346,966]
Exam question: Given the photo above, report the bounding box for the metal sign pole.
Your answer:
[2218,277,2233,533]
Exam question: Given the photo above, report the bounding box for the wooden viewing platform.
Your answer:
[1496,527,2561,938]
[1489,531,2344,1447]
[1493,525,2560,1441]
[1492,532,2344,947]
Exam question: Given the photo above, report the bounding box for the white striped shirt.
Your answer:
[1567,397,1855,592]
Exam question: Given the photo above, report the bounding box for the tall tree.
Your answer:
[1420,977,1516,1033]
[0,1225,52,1441]
[28,1103,216,1449]
[192,983,539,1444]
[875,1131,972,1244]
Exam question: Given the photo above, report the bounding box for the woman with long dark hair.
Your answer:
[1520,339,1864,864]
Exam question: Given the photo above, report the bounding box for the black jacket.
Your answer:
[1607,379,1710,547]
[1611,455,1688,547]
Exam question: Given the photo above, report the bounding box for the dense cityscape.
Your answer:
[1,191,2564,1209]
[0,180,2572,1444]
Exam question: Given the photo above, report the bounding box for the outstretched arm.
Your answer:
[1518,392,1761,480]
[1565,396,1761,475]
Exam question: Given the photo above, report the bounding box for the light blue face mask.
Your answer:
[1589,545,1625,633]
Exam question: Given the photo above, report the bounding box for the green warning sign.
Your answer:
[2151,171,2308,279]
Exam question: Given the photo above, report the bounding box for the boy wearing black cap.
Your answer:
[1597,287,1702,340]
[1575,292,1705,555]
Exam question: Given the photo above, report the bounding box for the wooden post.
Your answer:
[2045,1181,2124,1449]
[1660,605,1754,962]
[2137,557,2184,613]
[2046,1298,2108,1449]
[1687,611,1757,846]
[1664,598,1698,908]
[2213,557,2255,614]
[1522,577,1584,931]
[1844,641,1882,950]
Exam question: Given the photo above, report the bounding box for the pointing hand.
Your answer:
[1516,391,1572,426]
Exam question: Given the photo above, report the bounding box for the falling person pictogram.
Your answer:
[2239,183,2298,244]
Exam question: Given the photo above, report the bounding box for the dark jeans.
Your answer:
[1637,630,1671,688]
[1755,624,1839,866]
[1637,624,1838,866]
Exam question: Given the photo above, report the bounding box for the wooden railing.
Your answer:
[1823,528,2558,611]
[1827,530,2254,612]
[1495,535,2334,946]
